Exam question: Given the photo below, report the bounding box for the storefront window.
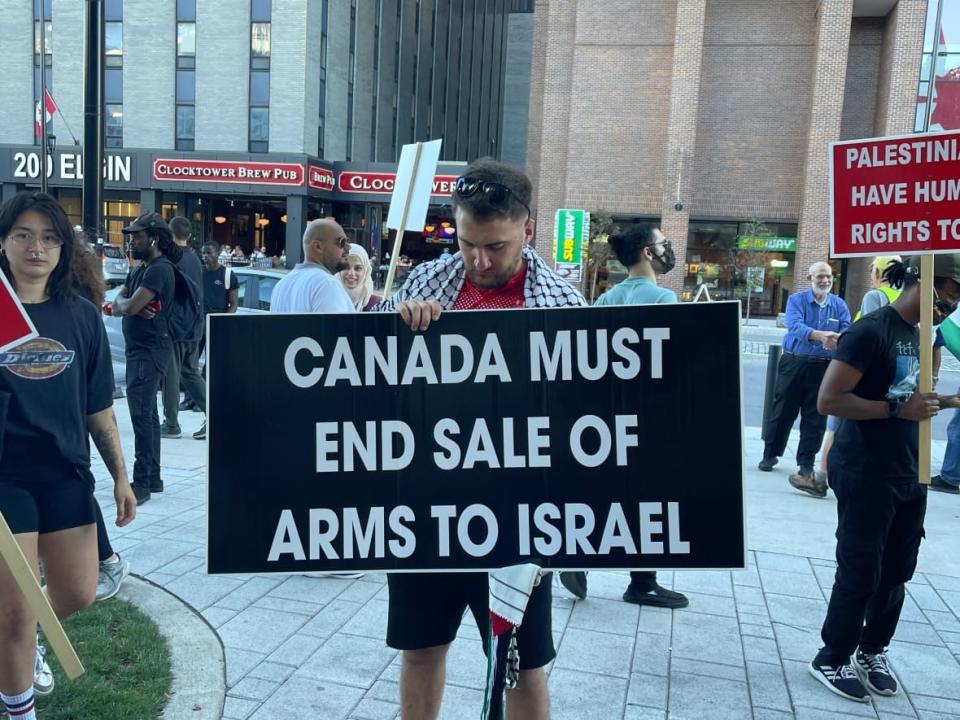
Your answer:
[103,200,141,246]
[682,220,798,316]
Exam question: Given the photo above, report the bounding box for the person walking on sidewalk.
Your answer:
[809,255,960,703]
[376,157,586,720]
[0,192,136,719]
[759,261,851,497]
[558,223,689,610]
[112,213,177,505]
[160,216,206,441]
[198,241,239,365]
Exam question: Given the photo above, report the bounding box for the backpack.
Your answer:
[164,259,203,342]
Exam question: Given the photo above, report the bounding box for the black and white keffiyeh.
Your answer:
[372,245,587,311]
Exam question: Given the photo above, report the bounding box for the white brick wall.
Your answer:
[52,0,84,150]
[324,0,351,160]
[125,0,176,149]
[195,0,249,151]
[269,1,308,152]
[0,0,38,145]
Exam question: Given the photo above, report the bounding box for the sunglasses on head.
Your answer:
[454,177,532,219]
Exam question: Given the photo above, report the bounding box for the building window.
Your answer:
[251,23,271,58]
[250,107,269,153]
[177,23,195,58]
[250,70,270,105]
[105,0,122,20]
[318,0,328,157]
[33,0,52,147]
[176,0,195,21]
[176,105,194,151]
[105,22,123,66]
[106,104,123,148]
[176,3,196,150]
[249,1,271,152]
[916,2,960,131]
[251,0,271,22]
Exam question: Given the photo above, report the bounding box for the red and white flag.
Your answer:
[34,89,57,138]
[0,271,37,353]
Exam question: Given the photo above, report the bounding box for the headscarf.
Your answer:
[340,243,375,311]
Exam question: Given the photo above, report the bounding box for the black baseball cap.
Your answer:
[122,212,169,234]
[906,254,960,284]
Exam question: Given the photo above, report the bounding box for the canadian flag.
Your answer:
[34,89,57,138]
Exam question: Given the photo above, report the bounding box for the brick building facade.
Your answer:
[527,0,928,313]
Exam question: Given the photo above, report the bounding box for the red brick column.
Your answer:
[658,0,708,298]
[526,0,577,258]
[794,0,855,293]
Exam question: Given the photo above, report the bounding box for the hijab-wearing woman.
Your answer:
[0,192,135,719]
[338,243,382,312]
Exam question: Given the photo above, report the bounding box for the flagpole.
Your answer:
[39,15,49,194]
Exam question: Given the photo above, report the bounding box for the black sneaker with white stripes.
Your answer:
[808,658,870,703]
[855,649,899,696]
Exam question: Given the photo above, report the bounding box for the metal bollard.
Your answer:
[760,345,782,441]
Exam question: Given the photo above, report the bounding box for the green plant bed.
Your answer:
[34,599,172,720]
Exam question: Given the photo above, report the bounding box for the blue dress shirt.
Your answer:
[782,288,852,359]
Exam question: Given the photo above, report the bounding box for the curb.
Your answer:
[116,576,225,720]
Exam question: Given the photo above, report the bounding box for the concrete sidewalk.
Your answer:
[95,402,960,720]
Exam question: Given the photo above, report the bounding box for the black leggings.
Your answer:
[94,500,114,563]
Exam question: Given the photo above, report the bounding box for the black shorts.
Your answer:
[386,571,555,670]
[0,459,96,535]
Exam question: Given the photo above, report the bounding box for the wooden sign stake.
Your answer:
[0,511,84,679]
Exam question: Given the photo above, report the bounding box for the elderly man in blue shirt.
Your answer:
[760,261,851,496]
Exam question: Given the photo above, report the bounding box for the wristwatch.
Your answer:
[886,398,902,419]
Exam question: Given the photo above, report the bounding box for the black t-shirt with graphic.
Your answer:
[203,265,239,315]
[829,305,919,482]
[0,295,114,468]
[122,256,175,362]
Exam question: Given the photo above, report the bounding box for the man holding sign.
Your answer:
[810,256,960,702]
[375,158,585,720]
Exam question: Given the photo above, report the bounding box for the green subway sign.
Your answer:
[737,236,796,252]
[554,209,590,265]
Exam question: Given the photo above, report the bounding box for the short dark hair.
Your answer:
[608,224,657,268]
[169,216,192,240]
[0,191,76,301]
[452,157,533,223]
[202,240,219,252]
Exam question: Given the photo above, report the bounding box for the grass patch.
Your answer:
[32,599,172,720]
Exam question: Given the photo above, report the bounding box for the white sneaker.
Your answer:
[34,637,54,695]
[96,557,131,601]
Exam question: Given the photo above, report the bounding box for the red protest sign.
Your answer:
[0,271,37,353]
[830,130,960,258]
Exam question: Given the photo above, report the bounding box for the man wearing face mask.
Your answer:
[111,213,177,505]
[760,261,851,497]
[558,223,689,609]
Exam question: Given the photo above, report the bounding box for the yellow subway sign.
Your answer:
[554,209,589,265]
[737,236,796,252]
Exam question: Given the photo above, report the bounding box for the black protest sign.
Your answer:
[207,302,745,574]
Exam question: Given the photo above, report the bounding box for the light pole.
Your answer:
[39,14,49,195]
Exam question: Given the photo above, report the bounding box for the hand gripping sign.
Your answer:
[830,130,960,486]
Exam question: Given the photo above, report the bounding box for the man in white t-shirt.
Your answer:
[270,219,355,313]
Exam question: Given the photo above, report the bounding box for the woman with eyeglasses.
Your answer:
[0,192,136,720]
[337,243,382,312]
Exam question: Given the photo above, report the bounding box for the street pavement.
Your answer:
[93,393,960,720]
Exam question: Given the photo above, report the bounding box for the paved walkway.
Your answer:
[95,403,960,720]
